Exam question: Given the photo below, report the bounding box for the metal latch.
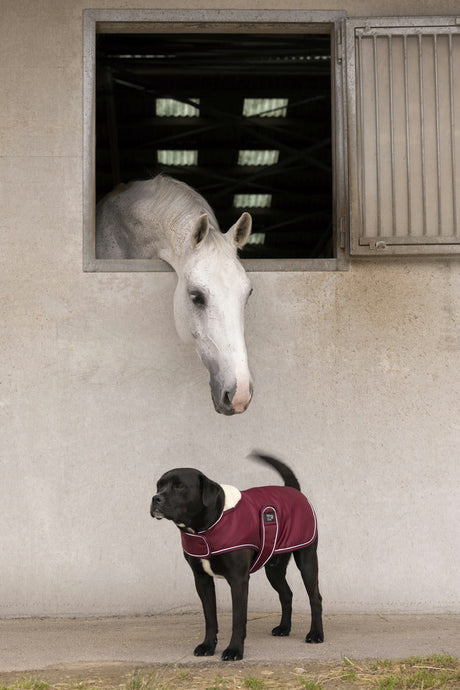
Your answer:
[364,239,388,250]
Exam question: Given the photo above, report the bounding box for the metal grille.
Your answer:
[95,33,334,261]
[348,19,460,255]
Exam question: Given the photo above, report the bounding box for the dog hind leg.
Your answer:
[293,543,324,643]
[264,553,293,636]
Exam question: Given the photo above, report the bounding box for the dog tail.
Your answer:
[249,452,301,491]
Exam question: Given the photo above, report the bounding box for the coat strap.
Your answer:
[249,506,278,573]
[181,532,210,558]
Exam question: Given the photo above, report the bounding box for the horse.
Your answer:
[96,175,253,415]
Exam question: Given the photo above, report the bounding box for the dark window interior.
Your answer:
[96,33,333,259]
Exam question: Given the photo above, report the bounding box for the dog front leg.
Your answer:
[187,558,218,656]
[221,551,253,661]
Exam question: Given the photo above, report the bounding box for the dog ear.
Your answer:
[201,474,222,508]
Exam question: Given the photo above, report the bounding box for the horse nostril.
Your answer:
[222,391,233,409]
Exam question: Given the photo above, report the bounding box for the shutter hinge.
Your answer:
[337,25,343,63]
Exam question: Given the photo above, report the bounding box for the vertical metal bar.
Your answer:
[403,35,412,236]
[448,33,458,236]
[388,35,397,236]
[373,35,382,236]
[103,66,121,189]
[433,34,442,235]
[357,33,367,236]
[418,34,428,236]
[83,10,97,270]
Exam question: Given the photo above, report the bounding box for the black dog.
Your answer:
[150,452,323,661]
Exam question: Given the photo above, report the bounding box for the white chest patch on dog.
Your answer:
[200,558,224,578]
[199,484,241,579]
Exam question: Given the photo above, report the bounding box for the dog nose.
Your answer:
[150,495,162,517]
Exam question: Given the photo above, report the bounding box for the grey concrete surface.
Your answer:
[0,612,458,674]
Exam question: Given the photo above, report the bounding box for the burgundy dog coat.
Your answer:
[181,486,317,573]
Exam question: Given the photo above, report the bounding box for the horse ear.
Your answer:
[227,212,252,248]
[191,213,210,248]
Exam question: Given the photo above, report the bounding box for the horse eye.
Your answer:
[246,287,253,304]
[190,290,206,307]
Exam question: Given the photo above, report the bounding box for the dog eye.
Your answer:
[189,290,206,307]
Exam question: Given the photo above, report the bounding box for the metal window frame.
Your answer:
[346,16,460,256]
[83,9,349,272]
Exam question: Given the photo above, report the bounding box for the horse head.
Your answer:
[173,212,253,415]
[96,175,254,415]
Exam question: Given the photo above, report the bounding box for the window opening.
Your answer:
[238,150,280,166]
[242,98,290,118]
[95,32,334,261]
[155,97,200,117]
[157,150,198,166]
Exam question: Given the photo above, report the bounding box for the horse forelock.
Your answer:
[200,227,237,260]
[185,231,251,299]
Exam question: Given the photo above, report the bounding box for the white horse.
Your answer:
[96,175,253,415]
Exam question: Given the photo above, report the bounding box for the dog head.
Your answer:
[150,467,224,533]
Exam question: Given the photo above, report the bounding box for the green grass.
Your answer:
[125,672,167,690]
[297,680,322,690]
[205,677,229,690]
[243,678,266,690]
[0,655,457,690]
[331,654,459,689]
[0,683,50,690]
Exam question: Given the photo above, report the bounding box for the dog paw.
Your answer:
[193,643,216,656]
[272,625,291,637]
[221,646,243,661]
[305,631,324,644]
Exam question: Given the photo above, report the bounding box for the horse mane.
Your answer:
[154,175,220,231]
[153,175,240,258]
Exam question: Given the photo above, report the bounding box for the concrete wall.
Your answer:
[1,0,459,618]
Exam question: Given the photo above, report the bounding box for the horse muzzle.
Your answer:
[212,379,253,415]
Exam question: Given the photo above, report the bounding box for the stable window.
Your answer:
[83,10,348,271]
[346,17,460,255]
[84,12,460,270]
